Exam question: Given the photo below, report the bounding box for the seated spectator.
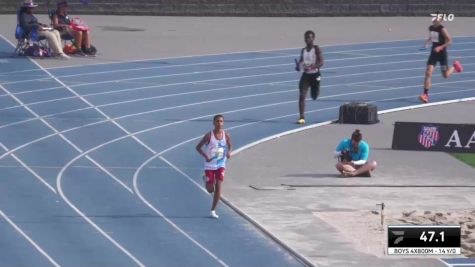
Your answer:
[335,129,377,177]
[19,0,70,59]
[52,1,94,56]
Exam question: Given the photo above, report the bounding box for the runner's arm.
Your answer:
[225,131,233,159]
[315,46,324,69]
[196,133,211,161]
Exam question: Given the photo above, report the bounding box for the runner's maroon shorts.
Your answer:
[204,167,225,184]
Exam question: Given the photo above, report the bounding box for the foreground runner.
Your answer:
[196,115,232,219]
[420,17,463,103]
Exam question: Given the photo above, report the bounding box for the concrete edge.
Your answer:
[218,197,315,267]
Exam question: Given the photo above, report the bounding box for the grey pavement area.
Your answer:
[1,14,474,266]
[1,16,475,69]
[226,101,475,267]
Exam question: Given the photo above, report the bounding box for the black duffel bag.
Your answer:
[338,102,379,124]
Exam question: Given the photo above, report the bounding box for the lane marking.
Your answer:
[0,209,61,267]
[0,143,56,193]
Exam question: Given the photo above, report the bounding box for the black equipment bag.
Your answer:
[338,102,379,124]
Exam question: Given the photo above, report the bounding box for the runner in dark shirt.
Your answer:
[420,17,463,103]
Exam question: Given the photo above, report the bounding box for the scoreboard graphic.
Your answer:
[387,225,461,255]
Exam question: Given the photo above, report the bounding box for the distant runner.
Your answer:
[295,30,324,124]
[420,17,463,103]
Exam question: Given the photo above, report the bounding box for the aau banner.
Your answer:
[392,122,475,153]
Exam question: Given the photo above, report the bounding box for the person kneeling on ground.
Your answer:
[335,129,377,177]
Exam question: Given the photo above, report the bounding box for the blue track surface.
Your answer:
[1,36,475,267]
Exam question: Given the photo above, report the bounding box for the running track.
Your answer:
[1,35,475,267]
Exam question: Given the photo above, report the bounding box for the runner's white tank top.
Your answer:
[204,130,227,170]
[303,47,318,74]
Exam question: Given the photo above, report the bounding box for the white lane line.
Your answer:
[42,48,475,89]
[0,57,435,97]
[437,259,452,267]
[1,36,473,77]
[5,57,475,120]
[2,78,475,165]
[0,84,133,194]
[0,62,432,129]
[104,77,475,122]
[0,63,288,86]
[24,60,156,156]
[0,65,437,111]
[132,157,229,267]
[0,143,56,194]
[0,164,186,170]
[1,42,149,267]
[1,36,156,193]
[6,53,475,98]
[59,67,475,109]
[0,209,61,267]
[31,50,431,89]
[157,156,207,193]
[56,58,475,98]
[55,172,145,267]
[0,33,155,157]
[38,36,475,71]
[1,77,52,85]
[333,52,372,57]
[36,41,475,79]
[2,47,465,97]
[3,62,475,112]
[38,43,446,78]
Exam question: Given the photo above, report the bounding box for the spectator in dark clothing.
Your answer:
[19,0,70,59]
